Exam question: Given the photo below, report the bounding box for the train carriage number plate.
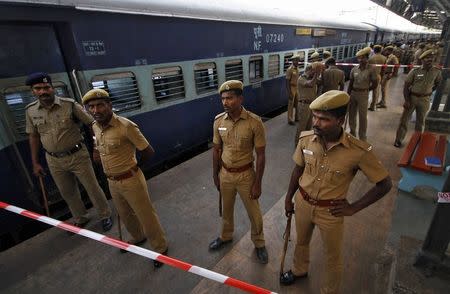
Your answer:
[82,41,106,56]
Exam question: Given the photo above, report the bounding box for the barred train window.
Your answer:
[194,62,218,94]
[249,56,263,82]
[298,51,306,70]
[91,72,141,113]
[338,47,344,60]
[332,47,338,60]
[307,49,315,61]
[344,46,349,59]
[225,59,243,81]
[152,66,185,102]
[268,54,280,77]
[3,82,69,136]
[353,45,357,56]
[317,48,323,60]
[283,53,293,72]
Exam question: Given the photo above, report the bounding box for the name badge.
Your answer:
[218,127,227,131]
[417,74,424,77]
[303,149,313,155]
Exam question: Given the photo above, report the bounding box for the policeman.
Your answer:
[413,43,426,65]
[286,54,301,125]
[295,65,319,145]
[25,72,113,231]
[210,80,268,264]
[322,58,345,93]
[82,89,168,268]
[377,46,399,109]
[322,50,332,64]
[368,45,387,111]
[280,90,392,294]
[348,47,378,141]
[310,51,320,63]
[394,50,442,147]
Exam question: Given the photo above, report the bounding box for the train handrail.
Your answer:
[71,69,84,100]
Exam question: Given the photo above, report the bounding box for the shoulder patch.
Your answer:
[347,135,372,151]
[214,112,226,120]
[25,100,38,109]
[299,130,315,138]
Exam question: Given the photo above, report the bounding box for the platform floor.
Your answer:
[0,73,419,293]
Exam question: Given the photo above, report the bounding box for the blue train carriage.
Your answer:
[0,0,429,248]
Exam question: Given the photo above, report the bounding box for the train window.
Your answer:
[268,54,280,77]
[317,48,323,60]
[344,46,349,59]
[225,59,243,81]
[91,72,141,113]
[353,45,357,56]
[152,66,185,102]
[3,82,69,136]
[338,47,344,60]
[283,53,293,72]
[194,62,219,94]
[249,56,263,82]
[307,49,315,61]
[332,47,338,59]
[298,51,306,70]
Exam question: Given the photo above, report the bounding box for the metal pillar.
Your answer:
[431,17,450,111]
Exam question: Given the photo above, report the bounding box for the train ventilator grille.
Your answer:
[91,72,141,113]
[225,59,243,82]
[194,62,219,94]
[268,54,280,77]
[152,66,185,102]
[3,82,69,137]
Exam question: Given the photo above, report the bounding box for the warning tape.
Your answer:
[334,62,448,70]
[0,201,276,294]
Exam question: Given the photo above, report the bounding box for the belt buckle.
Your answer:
[310,198,318,205]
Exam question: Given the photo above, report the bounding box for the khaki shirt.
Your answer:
[368,53,387,75]
[406,66,442,96]
[25,96,93,153]
[213,108,265,168]
[286,65,300,96]
[297,75,317,102]
[293,130,389,200]
[385,54,399,74]
[93,114,149,176]
[321,66,345,92]
[350,65,377,90]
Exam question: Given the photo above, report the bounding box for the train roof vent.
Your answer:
[91,72,141,113]
[152,66,185,102]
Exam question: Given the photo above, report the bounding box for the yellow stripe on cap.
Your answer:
[82,89,109,105]
[310,90,350,111]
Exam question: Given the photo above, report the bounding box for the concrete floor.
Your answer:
[0,73,440,293]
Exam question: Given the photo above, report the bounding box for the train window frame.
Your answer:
[194,62,219,95]
[249,55,264,83]
[91,71,141,113]
[307,49,315,62]
[268,54,280,77]
[344,46,349,59]
[152,66,186,102]
[352,45,357,56]
[338,46,344,60]
[2,81,69,137]
[298,51,306,70]
[283,53,293,72]
[332,47,338,60]
[225,59,243,82]
[317,48,324,61]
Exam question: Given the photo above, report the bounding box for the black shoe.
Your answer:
[288,121,295,125]
[368,107,375,111]
[153,249,168,269]
[394,141,402,148]
[209,237,232,251]
[102,217,113,232]
[280,270,308,285]
[378,104,387,108]
[255,246,268,264]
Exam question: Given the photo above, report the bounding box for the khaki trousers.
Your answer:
[46,146,111,223]
[295,102,313,146]
[369,75,381,108]
[108,169,168,253]
[395,95,431,143]
[219,168,265,248]
[288,90,299,123]
[293,192,344,294]
[379,75,391,106]
[349,91,369,141]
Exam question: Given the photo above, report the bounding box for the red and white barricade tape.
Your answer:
[335,62,447,69]
[0,201,276,294]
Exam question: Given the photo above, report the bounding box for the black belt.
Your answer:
[298,100,312,104]
[46,143,83,158]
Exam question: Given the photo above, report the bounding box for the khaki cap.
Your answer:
[384,45,394,51]
[82,88,110,105]
[356,47,371,57]
[419,49,435,59]
[291,53,301,59]
[219,80,243,94]
[373,45,383,50]
[323,50,331,57]
[310,52,320,59]
[310,90,350,111]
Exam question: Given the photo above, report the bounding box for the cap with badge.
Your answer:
[384,45,394,51]
[356,47,371,58]
[419,49,435,60]
[323,51,331,58]
[310,52,320,59]
[310,90,350,111]
[291,53,301,59]
[373,45,383,50]
[26,72,52,86]
[219,80,243,94]
[82,88,110,105]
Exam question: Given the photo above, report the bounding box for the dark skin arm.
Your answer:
[138,145,155,166]
[250,146,265,199]
[403,81,412,108]
[303,72,318,87]
[369,73,378,91]
[212,143,222,191]
[347,76,354,95]
[29,133,45,176]
[284,164,305,216]
[329,176,392,217]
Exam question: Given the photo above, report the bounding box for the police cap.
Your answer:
[219,80,243,94]
[356,47,371,57]
[291,53,301,60]
[26,72,52,86]
[373,45,383,50]
[384,45,394,51]
[419,49,435,59]
[310,90,350,111]
[323,50,331,58]
[82,88,110,105]
[310,52,320,59]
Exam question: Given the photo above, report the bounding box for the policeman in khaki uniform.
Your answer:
[378,46,399,108]
[280,90,392,294]
[295,65,319,145]
[321,58,345,93]
[368,45,387,111]
[286,54,301,125]
[210,80,268,264]
[82,89,168,268]
[348,47,378,141]
[25,72,113,231]
[394,50,443,147]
